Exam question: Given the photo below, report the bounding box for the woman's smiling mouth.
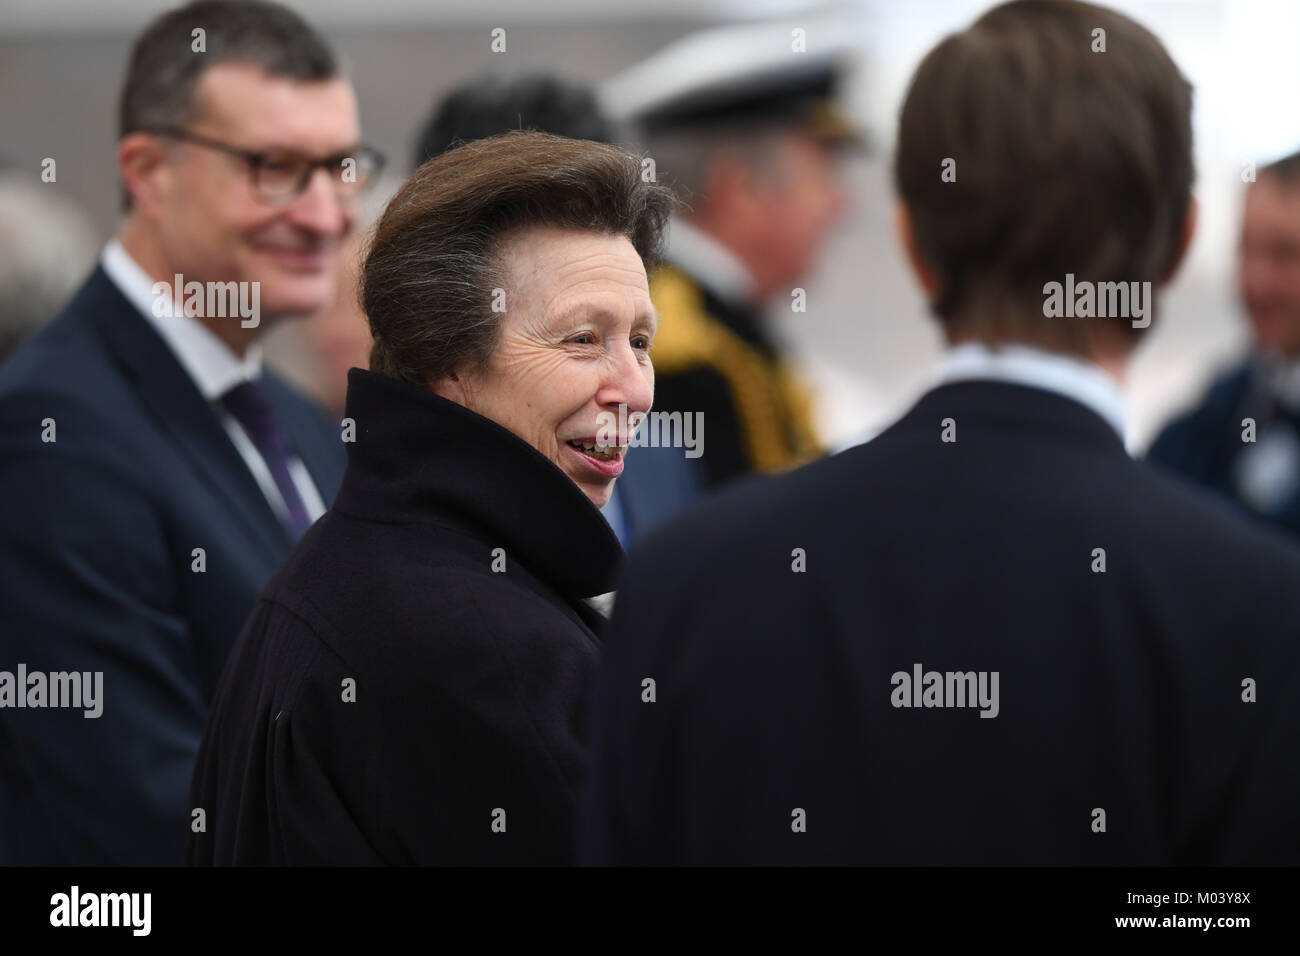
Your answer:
[563,438,626,476]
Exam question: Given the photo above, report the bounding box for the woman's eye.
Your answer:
[632,336,650,350]
[571,333,595,345]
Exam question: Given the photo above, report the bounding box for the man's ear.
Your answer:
[118,132,172,222]
[1160,195,1199,285]
[894,201,939,299]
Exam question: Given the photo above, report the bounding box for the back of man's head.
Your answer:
[895,0,1194,352]
[413,75,616,169]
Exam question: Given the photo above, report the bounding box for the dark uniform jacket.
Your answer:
[1148,359,1300,538]
[0,268,344,865]
[189,368,621,865]
[650,263,822,488]
[584,380,1300,865]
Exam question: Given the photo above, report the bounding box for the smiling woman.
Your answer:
[189,129,677,865]
[430,224,658,505]
[364,131,675,507]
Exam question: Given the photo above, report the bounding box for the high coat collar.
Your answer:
[332,368,624,600]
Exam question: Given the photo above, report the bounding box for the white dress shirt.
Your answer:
[664,215,757,305]
[940,341,1128,449]
[101,239,327,523]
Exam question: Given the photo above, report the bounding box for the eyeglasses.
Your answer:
[147,126,386,202]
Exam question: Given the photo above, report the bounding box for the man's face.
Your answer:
[153,63,360,321]
[444,226,656,510]
[305,229,375,415]
[1239,175,1300,357]
[749,131,850,295]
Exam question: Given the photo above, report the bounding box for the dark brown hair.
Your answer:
[363,130,676,385]
[895,0,1194,345]
[120,1,338,136]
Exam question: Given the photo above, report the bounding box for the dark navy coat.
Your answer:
[0,269,344,864]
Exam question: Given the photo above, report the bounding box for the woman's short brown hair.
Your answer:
[895,0,1194,345]
[363,130,676,385]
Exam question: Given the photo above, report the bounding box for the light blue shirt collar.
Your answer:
[664,216,756,305]
[940,342,1127,444]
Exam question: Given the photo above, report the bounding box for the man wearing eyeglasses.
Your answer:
[0,0,382,864]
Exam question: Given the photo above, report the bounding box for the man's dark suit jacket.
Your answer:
[0,267,345,865]
[1149,359,1300,538]
[584,381,1300,865]
[189,368,622,865]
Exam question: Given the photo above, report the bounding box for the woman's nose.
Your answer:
[598,344,653,416]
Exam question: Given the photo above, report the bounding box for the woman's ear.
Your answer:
[894,201,939,299]
[428,371,464,404]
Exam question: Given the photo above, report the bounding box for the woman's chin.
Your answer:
[561,471,614,509]
[579,480,614,509]
[558,439,624,508]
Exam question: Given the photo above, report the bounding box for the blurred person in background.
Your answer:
[190,132,674,864]
[261,175,400,416]
[0,172,100,361]
[1149,150,1300,539]
[406,72,700,546]
[413,73,616,165]
[584,0,1300,865]
[602,23,859,491]
[0,0,381,864]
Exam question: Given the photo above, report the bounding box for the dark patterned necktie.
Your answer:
[221,379,314,540]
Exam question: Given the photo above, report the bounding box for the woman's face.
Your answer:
[434,225,657,509]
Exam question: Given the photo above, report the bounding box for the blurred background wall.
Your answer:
[2,0,1298,449]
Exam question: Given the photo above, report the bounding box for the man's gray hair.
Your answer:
[0,175,98,360]
[645,123,789,212]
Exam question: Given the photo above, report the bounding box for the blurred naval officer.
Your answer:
[602,23,861,490]
[1149,150,1300,540]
